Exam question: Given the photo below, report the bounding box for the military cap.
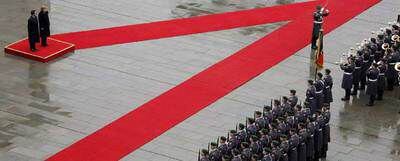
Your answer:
[238,123,245,130]
[201,149,209,155]
[210,142,217,147]
[220,136,227,141]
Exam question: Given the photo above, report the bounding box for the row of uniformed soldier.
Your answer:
[340,20,400,106]
[305,69,333,114]
[199,89,331,161]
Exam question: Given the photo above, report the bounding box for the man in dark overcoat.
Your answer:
[28,10,40,51]
[39,6,50,46]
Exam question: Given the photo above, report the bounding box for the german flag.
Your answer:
[315,30,324,70]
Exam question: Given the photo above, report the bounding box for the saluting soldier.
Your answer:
[323,69,333,106]
[366,63,380,106]
[38,6,50,47]
[377,61,387,100]
[28,10,40,51]
[314,73,325,111]
[340,57,355,101]
[311,5,329,49]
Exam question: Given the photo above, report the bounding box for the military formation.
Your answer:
[339,18,400,106]
[198,78,333,161]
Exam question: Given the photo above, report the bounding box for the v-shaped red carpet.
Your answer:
[45,0,380,160]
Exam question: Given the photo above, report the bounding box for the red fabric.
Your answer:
[4,38,74,62]
[46,0,380,160]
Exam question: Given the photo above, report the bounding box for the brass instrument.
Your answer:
[382,43,390,51]
[392,34,400,43]
[395,62,400,72]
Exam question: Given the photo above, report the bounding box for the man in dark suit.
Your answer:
[28,10,40,51]
[39,6,50,47]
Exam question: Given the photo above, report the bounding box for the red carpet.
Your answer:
[4,38,75,62]
[46,0,380,160]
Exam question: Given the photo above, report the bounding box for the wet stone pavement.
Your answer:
[0,0,400,161]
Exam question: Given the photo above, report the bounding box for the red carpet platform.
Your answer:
[4,38,75,62]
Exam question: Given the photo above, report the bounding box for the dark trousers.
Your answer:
[41,36,48,46]
[369,94,376,105]
[387,78,395,91]
[360,74,366,90]
[344,89,351,99]
[352,82,359,94]
[29,39,36,50]
[377,89,384,100]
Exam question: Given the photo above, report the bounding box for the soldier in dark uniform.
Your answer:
[255,111,268,130]
[323,69,333,106]
[232,149,242,161]
[297,124,307,161]
[387,51,400,90]
[247,118,258,136]
[250,135,262,155]
[366,63,380,106]
[210,142,222,161]
[241,142,252,161]
[351,52,364,95]
[280,135,290,161]
[218,136,229,156]
[288,130,299,161]
[262,148,274,161]
[314,73,325,111]
[321,106,331,159]
[260,129,271,148]
[305,80,317,114]
[38,6,50,47]
[340,57,355,101]
[311,5,329,49]
[306,118,315,161]
[228,130,240,150]
[360,50,372,90]
[200,149,211,161]
[289,90,299,108]
[28,10,40,51]
[377,61,387,100]
[237,123,248,143]
[314,112,324,161]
